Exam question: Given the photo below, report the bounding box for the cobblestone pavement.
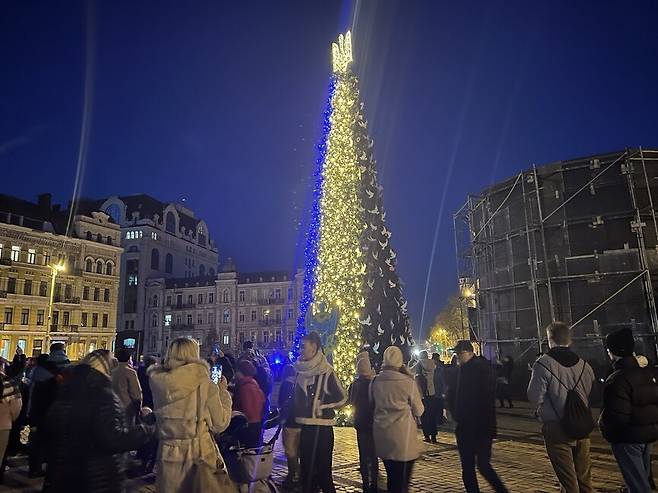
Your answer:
[0,403,629,492]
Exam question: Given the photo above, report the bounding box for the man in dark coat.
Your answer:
[43,349,153,493]
[447,341,508,493]
[600,328,658,493]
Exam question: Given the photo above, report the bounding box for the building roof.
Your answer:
[0,193,72,235]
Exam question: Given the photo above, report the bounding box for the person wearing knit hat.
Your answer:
[371,345,423,493]
[600,328,658,493]
[348,352,378,493]
[233,359,265,447]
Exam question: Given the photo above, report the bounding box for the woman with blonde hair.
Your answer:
[149,337,233,492]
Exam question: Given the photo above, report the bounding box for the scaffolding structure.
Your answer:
[454,148,658,365]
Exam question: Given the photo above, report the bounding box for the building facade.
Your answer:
[84,195,219,353]
[0,194,122,360]
[144,268,302,357]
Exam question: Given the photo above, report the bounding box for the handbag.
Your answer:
[190,385,238,493]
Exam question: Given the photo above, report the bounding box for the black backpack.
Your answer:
[537,359,595,440]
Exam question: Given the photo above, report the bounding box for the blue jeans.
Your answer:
[611,443,652,493]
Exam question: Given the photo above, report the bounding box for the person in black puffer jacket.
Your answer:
[600,329,658,493]
[43,350,154,493]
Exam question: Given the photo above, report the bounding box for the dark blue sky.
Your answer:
[2,0,658,337]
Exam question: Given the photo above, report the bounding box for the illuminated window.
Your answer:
[223,309,230,324]
[164,314,172,327]
[151,232,158,240]
[128,274,138,286]
[27,249,36,264]
[10,246,20,262]
[222,332,229,345]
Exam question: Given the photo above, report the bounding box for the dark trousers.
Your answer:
[238,422,263,448]
[300,425,336,493]
[382,459,414,493]
[28,428,45,475]
[420,396,438,439]
[356,429,378,492]
[611,443,652,493]
[457,434,508,493]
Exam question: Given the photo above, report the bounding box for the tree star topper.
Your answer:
[332,31,353,74]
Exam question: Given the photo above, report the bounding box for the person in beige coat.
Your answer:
[149,337,232,493]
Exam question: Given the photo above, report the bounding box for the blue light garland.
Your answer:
[293,77,337,358]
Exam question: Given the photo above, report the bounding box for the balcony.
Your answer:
[170,324,195,331]
[258,319,282,327]
[167,303,196,310]
[50,324,79,333]
[257,298,284,306]
[54,296,81,304]
[0,259,11,267]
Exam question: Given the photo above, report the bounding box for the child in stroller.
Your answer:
[217,409,282,493]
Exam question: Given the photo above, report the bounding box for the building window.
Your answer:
[165,254,173,274]
[151,248,160,270]
[52,311,59,325]
[7,278,16,294]
[83,286,89,300]
[92,313,98,327]
[164,314,171,327]
[128,274,138,286]
[102,314,108,328]
[239,311,245,322]
[96,260,103,274]
[288,288,293,300]
[263,310,270,322]
[43,252,50,265]
[275,309,281,322]
[151,231,158,240]
[10,246,20,262]
[62,311,70,326]
[106,236,113,246]
[94,287,100,301]
[32,339,43,357]
[96,233,103,243]
[188,295,193,306]
[0,244,3,259]
[250,331,256,342]
[165,211,176,233]
[239,332,245,344]
[152,314,158,328]
[20,309,29,325]
[197,313,203,325]
[152,295,159,307]
[197,294,203,305]
[187,314,193,326]
[275,288,281,300]
[27,249,36,264]
[166,295,172,306]
[239,290,245,303]
[276,330,282,342]
[39,281,47,297]
[263,331,269,344]
[104,289,110,302]
[4,308,13,324]
[37,310,44,326]
[106,262,113,276]
[208,312,215,325]
[222,332,229,345]
[209,292,214,303]
[223,310,230,324]
[287,330,293,343]
[81,313,88,327]
[223,290,229,303]
[85,259,93,272]
[64,284,72,300]
[287,308,294,320]
[251,310,256,322]
[86,231,93,241]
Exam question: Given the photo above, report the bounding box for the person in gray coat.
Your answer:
[527,322,595,493]
[371,346,424,493]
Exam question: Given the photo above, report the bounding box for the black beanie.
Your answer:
[605,328,635,357]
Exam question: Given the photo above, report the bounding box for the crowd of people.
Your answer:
[0,322,653,493]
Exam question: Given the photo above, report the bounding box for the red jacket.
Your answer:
[233,376,265,424]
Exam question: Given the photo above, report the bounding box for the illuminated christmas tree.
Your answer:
[296,32,413,386]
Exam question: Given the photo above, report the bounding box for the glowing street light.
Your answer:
[45,261,66,350]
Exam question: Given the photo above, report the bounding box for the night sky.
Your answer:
[2,0,658,339]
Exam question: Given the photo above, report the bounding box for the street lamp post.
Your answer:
[45,261,66,351]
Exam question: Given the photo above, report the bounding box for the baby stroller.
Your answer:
[218,409,282,493]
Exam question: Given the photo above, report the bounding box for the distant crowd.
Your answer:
[0,321,654,493]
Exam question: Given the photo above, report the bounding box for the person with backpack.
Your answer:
[411,351,438,443]
[348,352,378,493]
[599,328,658,493]
[527,321,595,493]
[446,341,508,493]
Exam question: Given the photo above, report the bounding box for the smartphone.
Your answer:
[210,364,222,384]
